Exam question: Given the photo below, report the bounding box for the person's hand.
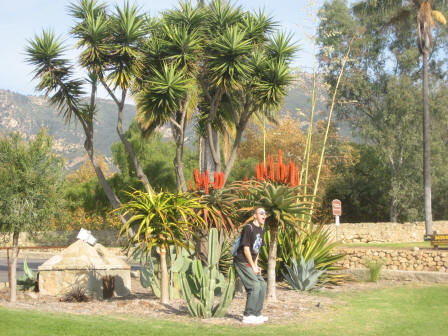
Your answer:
[252,265,261,275]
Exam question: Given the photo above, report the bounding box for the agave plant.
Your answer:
[282,256,325,291]
[259,224,347,285]
[17,259,38,292]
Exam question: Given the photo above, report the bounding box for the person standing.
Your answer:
[234,207,268,324]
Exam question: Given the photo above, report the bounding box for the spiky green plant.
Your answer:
[17,259,38,292]
[179,228,235,318]
[118,189,206,304]
[365,259,383,282]
[282,256,325,291]
[259,224,347,285]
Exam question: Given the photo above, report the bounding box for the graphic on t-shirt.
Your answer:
[253,233,262,254]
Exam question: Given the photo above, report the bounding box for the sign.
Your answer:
[332,199,342,216]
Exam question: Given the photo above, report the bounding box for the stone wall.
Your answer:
[0,230,123,247]
[2,220,448,247]
[331,221,448,243]
[335,247,448,272]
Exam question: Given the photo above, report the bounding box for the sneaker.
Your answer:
[257,315,269,322]
[242,315,264,324]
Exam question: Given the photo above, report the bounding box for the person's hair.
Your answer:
[254,207,264,215]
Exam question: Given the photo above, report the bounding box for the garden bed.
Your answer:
[0,276,419,325]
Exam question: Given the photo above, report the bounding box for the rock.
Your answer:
[413,247,419,252]
[25,291,38,299]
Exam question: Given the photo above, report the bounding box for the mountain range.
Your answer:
[0,73,345,171]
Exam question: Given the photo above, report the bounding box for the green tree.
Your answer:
[318,0,448,224]
[111,122,197,192]
[351,0,447,233]
[0,130,64,302]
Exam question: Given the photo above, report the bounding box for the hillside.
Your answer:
[0,73,348,171]
[0,89,147,170]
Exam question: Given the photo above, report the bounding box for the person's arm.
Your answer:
[244,246,260,274]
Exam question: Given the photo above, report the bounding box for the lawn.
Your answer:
[1,285,448,336]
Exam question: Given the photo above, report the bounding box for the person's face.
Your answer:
[254,208,267,225]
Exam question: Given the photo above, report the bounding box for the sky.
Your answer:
[0,0,327,98]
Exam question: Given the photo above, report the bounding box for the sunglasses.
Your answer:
[257,210,267,215]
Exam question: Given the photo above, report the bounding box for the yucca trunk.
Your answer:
[84,133,122,211]
[116,95,152,194]
[9,232,19,302]
[159,247,169,304]
[422,51,433,235]
[266,225,278,302]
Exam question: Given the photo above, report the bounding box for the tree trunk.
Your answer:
[84,138,121,210]
[266,225,278,302]
[171,120,187,192]
[422,51,433,235]
[389,158,399,222]
[201,130,219,178]
[159,247,169,304]
[9,231,19,303]
[99,80,153,194]
[116,95,153,194]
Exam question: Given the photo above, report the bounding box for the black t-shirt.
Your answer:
[234,222,264,263]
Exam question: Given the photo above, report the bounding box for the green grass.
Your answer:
[1,285,448,336]
[343,241,432,249]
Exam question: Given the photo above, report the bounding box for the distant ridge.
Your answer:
[0,73,348,172]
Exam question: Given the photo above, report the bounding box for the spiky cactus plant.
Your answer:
[180,228,235,318]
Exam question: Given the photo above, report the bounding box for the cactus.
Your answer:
[179,228,235,318]
[282,256,325,291]
[134,245,193,299]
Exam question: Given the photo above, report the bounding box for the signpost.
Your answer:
[332,199,342,240]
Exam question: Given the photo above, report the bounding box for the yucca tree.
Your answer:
[198,1,298,182]
[134,1,204,192]
[25,30,123,212]
[118,189,206,304]
[69,0,154,193]
[354,0,447,235]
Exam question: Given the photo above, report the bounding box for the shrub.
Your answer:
[60,286,89,302]
[365,259,383,282]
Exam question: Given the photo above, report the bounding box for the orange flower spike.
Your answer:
[275,163,279,182]
[188,180,194,192]
[194,168,200,187]
[281,162,285,182]
[244,175,248,181]
[270,156,275,181]
[278,149,283,165]
[220,172,225,189]
[213,172,218,189]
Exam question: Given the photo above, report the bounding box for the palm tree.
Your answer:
[354,0,447,235]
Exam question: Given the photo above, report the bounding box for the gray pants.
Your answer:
[234,261,266,316]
